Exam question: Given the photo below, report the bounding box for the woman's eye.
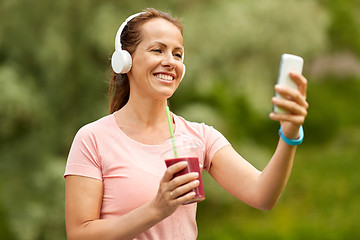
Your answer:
[152,49,162,53]
[174,53,182,59]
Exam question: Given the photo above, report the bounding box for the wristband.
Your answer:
[278,125,304,146]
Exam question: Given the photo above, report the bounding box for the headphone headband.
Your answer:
[114,12,145,51]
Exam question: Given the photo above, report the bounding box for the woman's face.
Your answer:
[127,17,184,100]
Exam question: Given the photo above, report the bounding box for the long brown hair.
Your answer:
[108,8,183,114]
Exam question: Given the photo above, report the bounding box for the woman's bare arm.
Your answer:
[209,72,308,210]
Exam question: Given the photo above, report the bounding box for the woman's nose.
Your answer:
[161,52,176,68]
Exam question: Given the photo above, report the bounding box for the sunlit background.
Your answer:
[1,0,359,239]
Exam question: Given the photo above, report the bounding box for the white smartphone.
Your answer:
[273,54,304,114]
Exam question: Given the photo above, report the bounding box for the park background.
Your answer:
[1,0,359,239]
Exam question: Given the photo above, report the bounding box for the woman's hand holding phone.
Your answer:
[271,54,309,139]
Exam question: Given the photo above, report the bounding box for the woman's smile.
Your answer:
[153,72,175,83]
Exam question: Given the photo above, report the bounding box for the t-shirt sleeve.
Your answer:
[64,125,103,181]
[203,125,231,172]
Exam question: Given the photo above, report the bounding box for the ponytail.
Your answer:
[108,73,130,113]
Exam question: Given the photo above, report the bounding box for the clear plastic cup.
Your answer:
[161,135,205,204]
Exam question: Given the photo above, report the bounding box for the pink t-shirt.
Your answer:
[64,113,230,239]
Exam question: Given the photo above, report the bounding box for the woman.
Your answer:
[64,8,308,240]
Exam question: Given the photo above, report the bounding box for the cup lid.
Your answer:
[162,134,202,148]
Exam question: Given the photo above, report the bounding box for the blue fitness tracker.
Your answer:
[278,125,304,146]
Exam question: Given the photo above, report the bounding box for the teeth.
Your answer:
[155,74,174,81]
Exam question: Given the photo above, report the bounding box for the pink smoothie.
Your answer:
[165,157,205,204]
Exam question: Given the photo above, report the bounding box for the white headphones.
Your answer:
[111,12,186,80]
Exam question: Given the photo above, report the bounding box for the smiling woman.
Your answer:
[108,9,184,113]
[128,17,185,100]
[64,7,309,240]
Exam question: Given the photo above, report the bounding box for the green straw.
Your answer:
[165,106,178,158]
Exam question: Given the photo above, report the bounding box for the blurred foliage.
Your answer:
[1,0,359,239]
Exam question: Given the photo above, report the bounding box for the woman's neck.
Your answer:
[121,97,169,127]
[114,94,176,143]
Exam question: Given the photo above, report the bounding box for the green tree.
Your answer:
[1,0,359,239]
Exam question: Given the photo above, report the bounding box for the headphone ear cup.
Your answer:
[181,64,186,81]
[111,50,132,74]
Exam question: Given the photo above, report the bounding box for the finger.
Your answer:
[171,179,199,199]
[174,189,197,204]
[169,172,199,190]
[269,112,305,126]
[289,72,308,97]
[272,97,308,116]
[162,161,188,182]
[274,86,308,108]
